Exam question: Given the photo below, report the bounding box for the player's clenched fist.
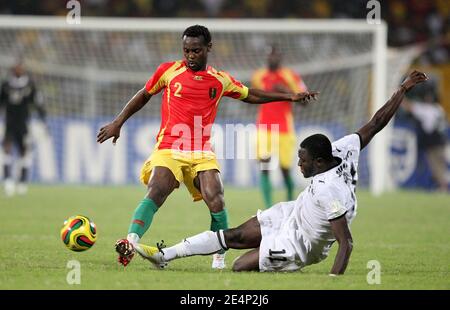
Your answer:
[401,70,427,92]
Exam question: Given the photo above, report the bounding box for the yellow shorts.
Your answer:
[257,130,296,169]
[140,149,220,202]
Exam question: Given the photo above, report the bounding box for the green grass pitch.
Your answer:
[0,185,449,290]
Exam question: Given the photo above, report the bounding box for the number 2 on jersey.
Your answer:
[174,82,182,97]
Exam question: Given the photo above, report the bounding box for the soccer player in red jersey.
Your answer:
[97,25,318,269]
[252,46,308,208]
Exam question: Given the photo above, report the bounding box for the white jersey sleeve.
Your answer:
[330,133,361,223]
[332,133,361,185]
[332,133,361,156]
[315,185,348,220]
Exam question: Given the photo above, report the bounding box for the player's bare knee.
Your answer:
[232,261,243,272]
[232,258,247,272]
[146,183,171,206]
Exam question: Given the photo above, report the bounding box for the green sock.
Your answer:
[210,209,229,254]
[284,173,294,201]
[210,209,229,231]
[128,198,159,238]
[260,172,273,209]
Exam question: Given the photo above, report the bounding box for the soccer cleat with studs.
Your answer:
[135,240,168,269]
[115,239,135,267]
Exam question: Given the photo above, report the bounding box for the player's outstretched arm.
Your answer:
[97,87,152,144]
[243,88,318,105]
[357,70,427,150]
[329,215,353,275]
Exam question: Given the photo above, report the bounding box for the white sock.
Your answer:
[163,231,225,261]
[127,233,140,246]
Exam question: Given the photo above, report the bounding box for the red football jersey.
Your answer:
[252,68,307,133]
[145,60,248,151]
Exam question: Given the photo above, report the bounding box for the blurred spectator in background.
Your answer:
[0,60,46,196]
[402,77,448,192]
[0,0,448,62]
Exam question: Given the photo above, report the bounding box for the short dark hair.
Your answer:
[300,134,333,161]
[182,25,211,45]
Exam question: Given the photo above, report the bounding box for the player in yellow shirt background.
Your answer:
[252,46,308,208]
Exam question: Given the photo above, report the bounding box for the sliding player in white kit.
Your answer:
[135,71,427,275]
